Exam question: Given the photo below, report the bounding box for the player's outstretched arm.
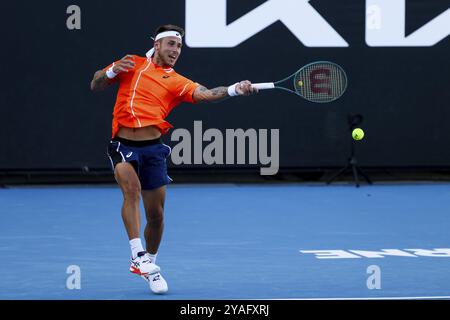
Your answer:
[193,80,258,103]
[90,55,135,92]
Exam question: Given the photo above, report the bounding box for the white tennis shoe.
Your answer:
[142,271,169,294]
[130,251,160,276]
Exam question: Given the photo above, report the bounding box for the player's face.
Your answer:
[156,37,182,67]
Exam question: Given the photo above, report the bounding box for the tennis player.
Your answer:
[90,24,257,294]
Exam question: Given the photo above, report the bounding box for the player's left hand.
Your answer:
[236,80,258,96]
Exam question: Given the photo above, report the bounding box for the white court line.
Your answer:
[267,296,450,300]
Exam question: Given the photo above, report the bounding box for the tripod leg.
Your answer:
[327,163,350,185]
[356,166,373,184]
[351,164,360,187]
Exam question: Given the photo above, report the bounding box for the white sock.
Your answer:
[148,253,158,264]
[129,238,145,259]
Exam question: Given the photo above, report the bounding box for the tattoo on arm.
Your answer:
[90,70,115,91]
[211,87,228,97]
[193,85,230,103]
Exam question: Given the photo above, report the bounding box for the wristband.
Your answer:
[227,83,239,97]
[106,65,118,79]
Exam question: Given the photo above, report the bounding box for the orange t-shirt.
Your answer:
[103,55,199,138]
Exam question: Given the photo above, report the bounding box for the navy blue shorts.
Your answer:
[107,136,172,190]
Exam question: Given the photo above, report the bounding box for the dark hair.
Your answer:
[154,24,185,39]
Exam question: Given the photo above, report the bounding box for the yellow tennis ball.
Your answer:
[352,128,365,140]
[297,80,303,87]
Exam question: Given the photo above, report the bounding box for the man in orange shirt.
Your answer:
[90,24,257,294]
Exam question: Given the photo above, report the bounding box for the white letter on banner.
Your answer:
[186,0,348,47]
[366,0,450,47]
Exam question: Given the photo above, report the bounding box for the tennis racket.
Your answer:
[252,61,347,103]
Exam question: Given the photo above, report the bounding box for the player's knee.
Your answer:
[122,182,141,202]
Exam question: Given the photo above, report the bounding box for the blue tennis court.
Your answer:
[1,183,449,300]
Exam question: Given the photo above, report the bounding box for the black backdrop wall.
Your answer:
[1,0,449,172]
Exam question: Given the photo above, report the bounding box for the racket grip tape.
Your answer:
[252,83,275,90]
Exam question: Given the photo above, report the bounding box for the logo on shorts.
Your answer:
[126,152,133,158]
[163,75,170,79]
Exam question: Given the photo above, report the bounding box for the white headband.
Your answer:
[146,31,183,59]
[155,31,182,41]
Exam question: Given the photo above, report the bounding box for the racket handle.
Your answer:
[252,83,275,90]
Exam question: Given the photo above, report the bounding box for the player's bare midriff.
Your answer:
[116,125,162,141]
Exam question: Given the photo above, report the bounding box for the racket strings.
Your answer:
[294,63,347,103]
